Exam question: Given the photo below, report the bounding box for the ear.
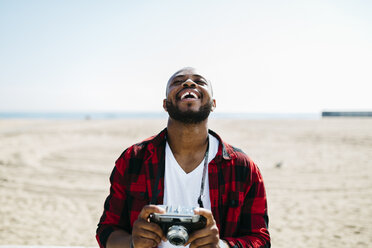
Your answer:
[211,99,216,112]
[163,99,168,112]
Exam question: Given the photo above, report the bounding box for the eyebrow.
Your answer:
[172,74,207,81]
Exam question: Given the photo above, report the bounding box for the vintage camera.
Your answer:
[149,205,207,246]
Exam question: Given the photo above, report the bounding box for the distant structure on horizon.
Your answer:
[322,111,372,117]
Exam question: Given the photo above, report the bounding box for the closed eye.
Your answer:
[172,80,183,85]
[195,80,207,85]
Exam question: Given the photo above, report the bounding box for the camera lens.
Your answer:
[167,225,189,245]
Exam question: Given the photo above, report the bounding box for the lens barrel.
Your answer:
[167,225,189,245]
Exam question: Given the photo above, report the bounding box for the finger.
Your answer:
[141,221,166,241]
[193,207,215,226]
[186,212,219,247]
[132,236,157,248]
[133,219,166,241]
[136,227,163,244]
[188,235,218,248]
[195,245,216,248]
[138,204,166,220]
[186,227,218,246]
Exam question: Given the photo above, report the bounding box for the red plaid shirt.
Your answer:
[96,128,270,248]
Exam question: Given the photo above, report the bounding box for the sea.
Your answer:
[0,112,321,120]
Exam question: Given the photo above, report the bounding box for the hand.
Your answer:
[132,205,166,248]
[185,208,220,248]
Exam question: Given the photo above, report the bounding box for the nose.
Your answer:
[182,79,196,88]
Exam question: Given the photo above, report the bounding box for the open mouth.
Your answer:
[177,89,201,101]
[180,91,198,100]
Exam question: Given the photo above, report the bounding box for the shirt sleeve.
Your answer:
[223,162,271,248]
[96,149,131,248]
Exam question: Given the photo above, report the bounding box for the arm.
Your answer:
[96,148,166,248]
[106,230,132,248]
[106,205,166,248]
[96,155,131,248]
[183,157,269,247]
[223,162,270,248]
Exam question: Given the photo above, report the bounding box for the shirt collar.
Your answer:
[207,129,235,161]
[148,128,234,161]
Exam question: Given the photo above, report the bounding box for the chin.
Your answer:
[166,100,212,124]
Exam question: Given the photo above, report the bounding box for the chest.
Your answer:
[172,151,206,173]
[163,147,211,209]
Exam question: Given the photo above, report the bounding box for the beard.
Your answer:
[165,100,213,124]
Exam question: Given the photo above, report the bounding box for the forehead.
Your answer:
[169,68,206,82]
[167,67,208,88]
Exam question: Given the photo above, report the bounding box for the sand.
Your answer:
[0,118,371,247]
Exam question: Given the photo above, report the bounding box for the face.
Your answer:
[163,67,216,124]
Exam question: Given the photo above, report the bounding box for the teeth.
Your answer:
[181,92,198,99]
[190,92,197,98]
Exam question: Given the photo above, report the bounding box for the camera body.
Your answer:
[149,205,207,246]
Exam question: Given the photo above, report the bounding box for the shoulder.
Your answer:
[210,130,262,179]
[119,128,167,157]
[225,142,254,166]
[114,128,167,174]
[209,129,254,166]
[223,142,257,173]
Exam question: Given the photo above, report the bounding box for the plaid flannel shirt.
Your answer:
[96,128,270,248]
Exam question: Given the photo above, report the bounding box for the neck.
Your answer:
[166,118,209,155]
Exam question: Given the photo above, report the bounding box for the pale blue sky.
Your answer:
[0,0,371,113]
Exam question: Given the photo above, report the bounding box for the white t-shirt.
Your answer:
[159,134,219,248]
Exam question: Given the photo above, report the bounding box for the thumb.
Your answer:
[194,207,215,225]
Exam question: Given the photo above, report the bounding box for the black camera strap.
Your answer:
[151,135,210,208]
[198,136,209,208]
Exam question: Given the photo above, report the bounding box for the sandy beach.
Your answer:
[0,118,371,247]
